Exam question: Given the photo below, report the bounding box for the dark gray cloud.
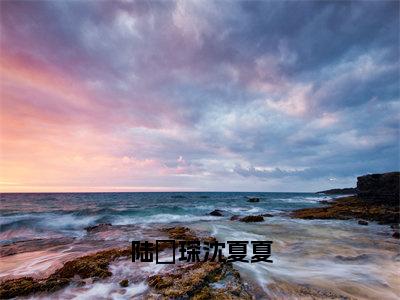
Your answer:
[1,0,398,191]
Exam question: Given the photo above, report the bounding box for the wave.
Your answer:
[113,213,221,225]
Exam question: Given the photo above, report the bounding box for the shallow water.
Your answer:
[1,192,399,299]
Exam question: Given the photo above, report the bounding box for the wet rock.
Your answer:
[268,280,350,299]
[159,226,216,250]
[393,231,400,239]
[0,247,131,299]
[358,220,368,226]
[147,261,252,299]
[294,173,399,226]
[291,196,399,225]
[230,215,241,221]
[319,200,332,205]
[209,209,223,216]
[161,227,198,240]
[239,215,264,223]
[203,236,217,244]
[84,223,112,233]
[0,277,70,299]
[159,226,216,246]
[246,197,260,202]
[119,279,129,287]
[261,213,274,217]
[334,254,370,262]
[53,248,130,279]
[0,237,74,257]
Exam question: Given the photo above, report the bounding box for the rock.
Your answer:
[147,261,252,299]
[390,223,400,230]
[358,220,368,226]
[246,197,260,202]
[334,254,370,262]
[84,223,112,233]
[319,200,331,205]
[357,172,399,204]
[0,237,74,257]
[0,247,131,299]
[209,209,223,216]
[230,215,240,221]
[393,231,400,239]
[261,213,274,217]
[119,279,129,287]
[161,226,216,244]
[161,227,198,240]
[267,280,350,299]
[291,195,399,225]
[239,215,264,223]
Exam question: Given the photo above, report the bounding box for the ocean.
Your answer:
[1,192,398,299]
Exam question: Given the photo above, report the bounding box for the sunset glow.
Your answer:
[1,1,399,192]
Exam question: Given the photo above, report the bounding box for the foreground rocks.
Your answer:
[0,237,74,257]
[147,261,252,299]
[1,225,240,299]
[0,248,131,299]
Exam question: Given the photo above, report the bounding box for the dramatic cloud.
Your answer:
[0,0,399,192]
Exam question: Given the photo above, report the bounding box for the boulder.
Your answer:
[230,215,240,221]
[209,209,223,216]
[84,223,112,233]
[261,213,274,217]
[119,279,129,287]
[246,197,260,202]
[147,261,252,299]
[358,220,368,226]
[239,215,264,223]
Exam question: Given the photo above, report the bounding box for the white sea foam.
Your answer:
[113,213,220,225]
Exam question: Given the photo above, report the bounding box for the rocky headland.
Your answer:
[292,172,399,237]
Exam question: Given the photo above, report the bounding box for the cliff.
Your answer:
[357,172,399,204]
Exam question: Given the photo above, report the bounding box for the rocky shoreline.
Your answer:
[292,172,400,238]
[0,226,252,299]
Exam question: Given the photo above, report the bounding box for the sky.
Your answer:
[0,0,399,192]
